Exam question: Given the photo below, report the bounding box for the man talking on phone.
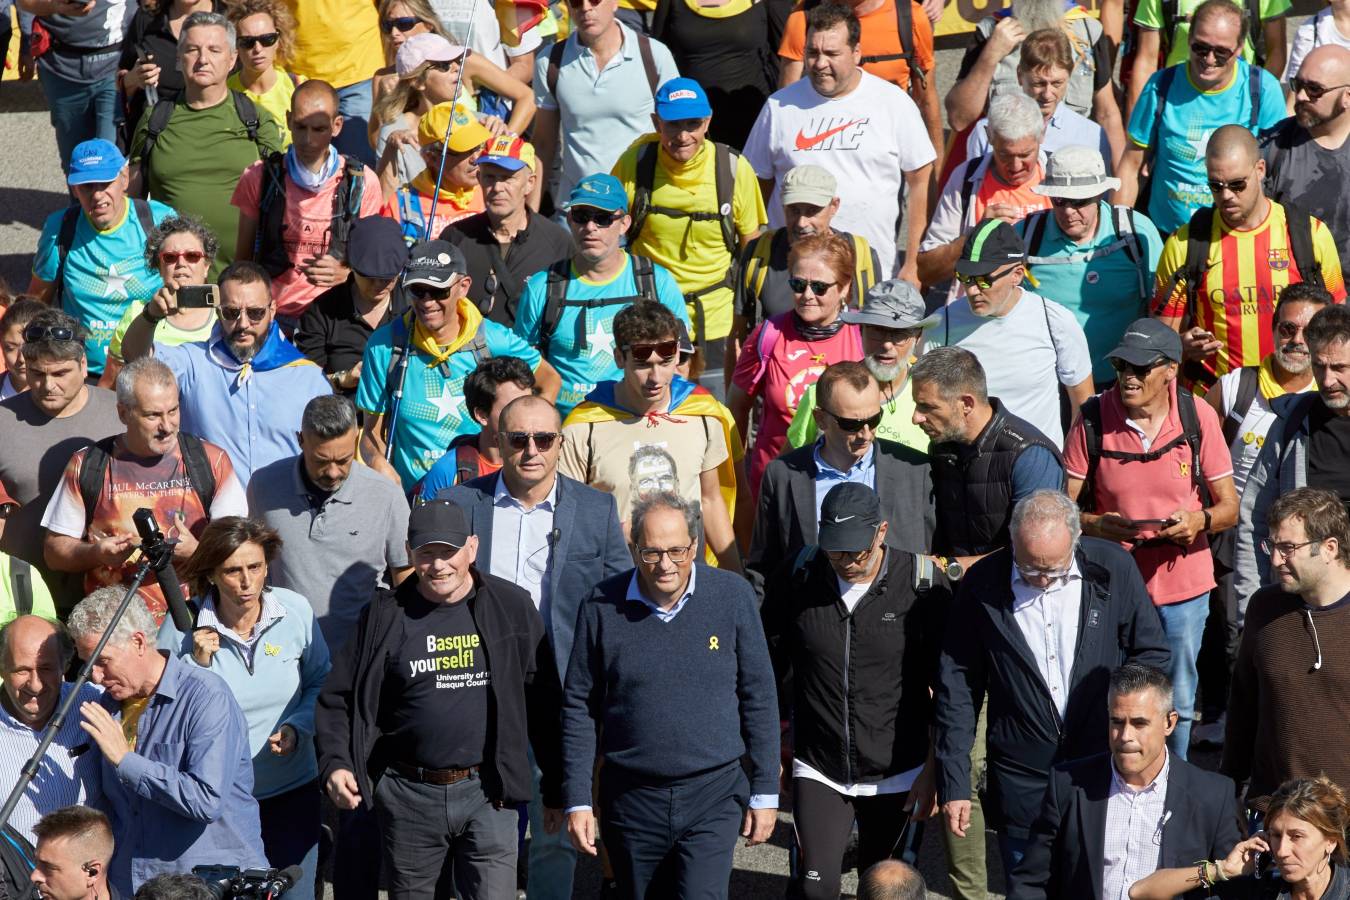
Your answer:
[1063,318,1239,758]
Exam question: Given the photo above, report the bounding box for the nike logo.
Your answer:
[787,349,807,361]
[794,119,865,151]
[832,515,856,523]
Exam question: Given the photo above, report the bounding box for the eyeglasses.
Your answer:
[1290,77,1350,101]
[954,265,1019,290]
[218,306,269,324]
[504,431,560,452]
[380,15,421,32]
[637,544,693,564]
[825,539,880,563]
[1109,357,1167,378]
[1190,40,1236,64]
[787,276,838,296]
[569,208,622,228]
[623,339,679,363]
[1050,196,1096,209]
[426,58,461,72]
[1276,320,1307,339]
[408,284,454,300]
[1016,562,1074,585]
[822,408,883,433]
[160,249,206,265]
[236,32,279,50]
[21,324,75,343]
[1207,170,1257,195]
[1260,537,1323,559]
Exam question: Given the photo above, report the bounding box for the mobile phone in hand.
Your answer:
[176,284,219,309]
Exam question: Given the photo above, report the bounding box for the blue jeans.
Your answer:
[1157,592,1210,760]
[38,68,117,173]
[998,833,1030,881]
[334,79,375,167]
[526,745,575,900]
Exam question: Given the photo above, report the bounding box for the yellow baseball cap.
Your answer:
[418,101,491,154]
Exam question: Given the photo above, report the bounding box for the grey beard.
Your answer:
[1015,0,1066,35]
[866,356,904,384]
[230,340,258,363]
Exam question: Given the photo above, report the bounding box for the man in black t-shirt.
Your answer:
[316,499,565,900]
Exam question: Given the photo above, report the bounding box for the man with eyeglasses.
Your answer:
[920,218,1093,448]
[1153,124,1346,392]
[750,360,932,583]
[356,240,561,492]
[936,489,1170,876]
[30,139,177,378]
[438,393,631,900]
[1262,45,1350,270]
[1223,487,1350,820]
[760,481,948,899]
[561,490,779,899]
[514,173,689,417]
[1063,318,1238,757]
[1115,0,1285,237]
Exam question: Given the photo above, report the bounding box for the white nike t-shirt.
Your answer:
[743,70,936,277]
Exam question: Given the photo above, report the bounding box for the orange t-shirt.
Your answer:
[778,0,934,91]
[972,163,1052,224]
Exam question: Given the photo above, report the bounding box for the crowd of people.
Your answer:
[1,0,1350,896]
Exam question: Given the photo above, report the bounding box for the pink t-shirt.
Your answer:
[231,159,384,318]
[732,314,863,502]
[1063,382,1234,606]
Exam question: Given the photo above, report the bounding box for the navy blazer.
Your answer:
[1008,752,1243,900]
[439,472,632,681]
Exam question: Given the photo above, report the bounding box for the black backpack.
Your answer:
[255,152,368,275]
[0,825,35,900]
[1221,365,1261,448]
[76,433,217,527]
[52,199,155,303]
[1077,389,1212,512]
[1023,204,1150,305]
[140,91,268,182]
[537,254,658,360]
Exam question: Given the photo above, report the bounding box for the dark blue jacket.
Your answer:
[439,471,631,681]
[935,538,1171,837]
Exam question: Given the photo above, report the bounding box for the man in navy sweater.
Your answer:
[561,491,780,899]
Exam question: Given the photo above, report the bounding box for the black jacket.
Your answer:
[935,538,1171,837]
[762,547,949,786]
[315,569,564,809]
[1008,752,1242,900]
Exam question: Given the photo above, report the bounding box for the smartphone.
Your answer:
[1129,518,1174,528]
[177,284,219,309]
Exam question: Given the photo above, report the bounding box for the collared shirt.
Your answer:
[966,103,1112,169]
[625,564,698,623]
[0,682,105,842]
[1010,560,1084,718]
[1102,751,1171,900]
[294,279,395,390]
[813,441,877,523]
[442,210,572,327]
[488,475,558,617]
[196,591,287,670]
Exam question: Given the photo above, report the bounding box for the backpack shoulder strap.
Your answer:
[328,155,368,262]
[1176,389,1212,506]
[1247,62,1261,130]
[791,544,818,583]
[896,0,916,71]
[1247,0,1266,66]
[959,160,980,226]
[141,96,179,172]
[7,556,32,617]
[1148,66,1179,162]
[52,205,83,302]
[1080,394,1103,493]
[1024,209,1051,259]
[1223,365,1260,447]
[547,40,566,99]
[1286,207,1325,290]
[1181,206,1215,324]
[1160,0,1179,46]
[176,432,217,515]
[629,142,660,245]
[850,232,875,299]
[131,198,155,237]
[230,89,263,153]
[538,258,573,358]
[745,315,784,395]
[631,253,657,301]
[713,141,738,259]
[635,31,659,95]
[76,437,119,529]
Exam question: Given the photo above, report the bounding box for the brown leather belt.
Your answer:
[389,761,480,785]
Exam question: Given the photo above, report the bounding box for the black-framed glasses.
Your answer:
[568,208,622,228]
[787,276,838,296]
[504,431,560,452]
[1190,40,1236,64]
[1260,537,1323,558]
[637,544,694,564]
[1290,77,1350,101]
[22,324,75,343]
[954,266,1018,291]
[1050,196,1096,209]
[380,15,421,32]
[822,408,883,433]
[1109,357,1167,378]
[623,340,679,363]
[219,306,269,324]
[237,32,279,50]
[409,284,454,300]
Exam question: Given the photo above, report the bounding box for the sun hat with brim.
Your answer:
[1106,317,1183,366]
[418,101,491,154]
[842,279,927,329]
[953,218,1026,278]
[396,33,467,78]
[1031,144,1121,200]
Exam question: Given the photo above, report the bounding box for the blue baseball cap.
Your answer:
[564,173,629,213]
[67,139,127,186]
[654,77,712,121]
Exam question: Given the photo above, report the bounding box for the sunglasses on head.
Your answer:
[954,265,1018,290]
[504,431,560,452]
[409,284,454,300]
[1290,76,1350,101]
[623,339,679,362]
[1109,356,1167,378]
[380,15,421,32]
[569,207,622,228]
[1050,195,1096,209]
[236,32,279,50]
[22,324,75,343]
[219,306,269,324]
[787,276,837,296]
[160,249,206,265]
[823,408,883,433]
[1190,40,1236,63]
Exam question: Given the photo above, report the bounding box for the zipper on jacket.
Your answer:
[842,614,854,785]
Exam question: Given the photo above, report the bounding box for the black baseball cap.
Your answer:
[955,219,1027,277]
[346,217,409,280]
[407,500,471,550]
[817,483,884,553]
[403,240,468,289]
[1107,317,1183,366]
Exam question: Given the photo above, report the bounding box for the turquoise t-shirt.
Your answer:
[513,254,690,416]
[356,314,542,490]
[1126,61,1285,234]
[1016,203,1165,383]
[32,199,177,374]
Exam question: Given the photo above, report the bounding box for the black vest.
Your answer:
[930,399,1063,557]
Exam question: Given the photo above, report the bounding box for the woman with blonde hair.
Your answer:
[226,0,303,147]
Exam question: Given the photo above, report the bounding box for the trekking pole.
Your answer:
[423,0,483,241]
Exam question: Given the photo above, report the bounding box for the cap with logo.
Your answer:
[817,482,884,553]
[780,165,837,208]
[408,499,471,550]
[955,219,1027,277]
[346,216,410,280]
[1031,144,1121,200]
[418,101,492,154]
[654,77,712,121]
[396,33,467,78]
[842,279,926,329]
[403,240,468,288]
[478,133,537,172]
[67,139,128,186]
[1107,317,1183,366]
[564,173,629,213]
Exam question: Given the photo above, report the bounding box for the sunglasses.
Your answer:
[954,265,1018,290]
[22,324,76,343]
[1290,77,1350,101]
[787,276,837,296]
[504,431,560,452]
[409,284,454,300]
[1190,40,1236,64]
[1207,174,1254,195]
[1050,196,1096,209]
[569,208,622,228]
[1109,356,1167,378]
[236,32,279,50]
[1276,320,1307,339]
[623,339,679,362]
[219,306,269,324]
[636,544,693,564]
[380,15,421,32]
[160,249,206,265]
[822,408,883,433]
[426,58,461,72]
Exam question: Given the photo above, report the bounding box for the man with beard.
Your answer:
[120,261,331,484]
[1261,46,1350,269]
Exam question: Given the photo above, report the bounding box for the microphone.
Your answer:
[132,509,194,632]
[268,865,305,897]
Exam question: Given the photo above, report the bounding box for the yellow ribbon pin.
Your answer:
[263,643,280,657]
[709,636,719,651]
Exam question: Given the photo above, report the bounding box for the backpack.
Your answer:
[742,311,864,395]
[1160,0,1266,66]
[741,230,876,329]
[381,313,493,442]
[546,31,659,99]
[52,199,155,303]
[628,140,741,344]
[1144,63,1261,169]
[801,0,921,87]
[255,152,368,276]
[77,434,217,528]
[0,825,36,900]
[537,254,658,360]
[1023,205,1150,304]
[140,91,268,182]
[6,557,32,619]
[1077,389,1212,513]
[1221,364,1260,448]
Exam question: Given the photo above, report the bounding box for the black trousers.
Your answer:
[791,778,912,900]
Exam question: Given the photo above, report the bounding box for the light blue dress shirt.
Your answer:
[812,441,877,522]
[488,476,558,618]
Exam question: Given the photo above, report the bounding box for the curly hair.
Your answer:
[226,0,297,68]
[144,214,219,272]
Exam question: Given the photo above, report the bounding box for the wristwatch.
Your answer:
[936,556,965,581]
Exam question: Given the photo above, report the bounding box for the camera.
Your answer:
[191,865,302,899]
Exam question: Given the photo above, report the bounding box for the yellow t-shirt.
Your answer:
[228,69,302,148]
[281,0,383,89]
[612,136,766,342]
